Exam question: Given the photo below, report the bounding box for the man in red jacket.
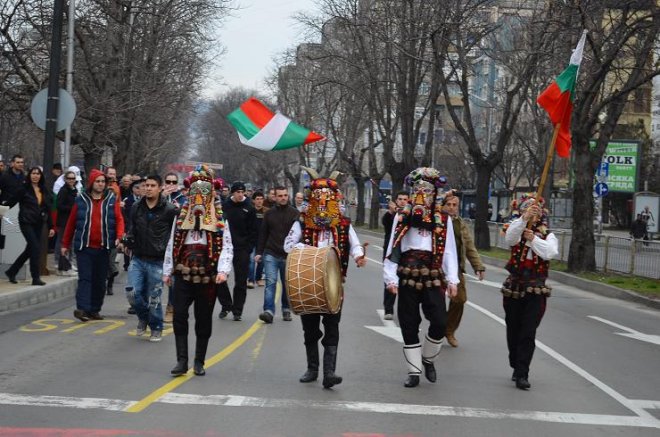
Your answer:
[62,169,124,322]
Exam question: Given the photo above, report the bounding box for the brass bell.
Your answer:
[192,275,201,284]
[175,264,184,272]
[402,267,411,275]
[415,282,424,290]
[407,279,416,287]
[411,269,420,277]
[191,266,199,275]
[432,279,441,287]
[201,276,210,284]
[420,267,430,276]
[425,281,432,288]
[181,266,191,275]
[199,267,206,275]
[430,269,439,278]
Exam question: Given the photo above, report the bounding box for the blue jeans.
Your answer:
[126,256,164,331]
[263,253,290,315]
[248,248,264,282]
[75,248,109,313]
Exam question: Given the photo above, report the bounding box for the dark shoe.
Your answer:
[106,277,114,295]
[73,309,89,322]
[322,373,342,389]
[404,375,420,388]
[511,371,516,381]
[322,345,342,389]
[5,270,17,284]
[193,359,206,376]
[282,311,292,321]
[88,312,104,320]
[218,310,229,319]
[32,279,46,286]
[515,377,531,390]
[127,307,136,315]
[299,369,318,383]
[233,313,242,321]
[422,360,436,383]
[259,312,273,324]
[171,360,188,377]
[106,288,114,296]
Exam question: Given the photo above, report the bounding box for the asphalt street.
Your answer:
[0,230,658,437]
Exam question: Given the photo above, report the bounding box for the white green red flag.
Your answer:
[227,97,325,151]
[537,31,587,158]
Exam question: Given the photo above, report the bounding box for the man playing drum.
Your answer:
[284,168,366,389]
[383,167,459,388]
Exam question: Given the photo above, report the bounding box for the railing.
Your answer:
[482,221,659,279]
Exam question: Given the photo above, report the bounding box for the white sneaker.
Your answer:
[149,331,162,342]
[384,313,394,320]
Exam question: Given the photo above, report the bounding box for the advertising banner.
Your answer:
[590,140,639,193]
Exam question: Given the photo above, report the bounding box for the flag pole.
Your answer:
[535,122,560,200]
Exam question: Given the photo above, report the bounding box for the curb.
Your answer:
[0,277,78,314]
[479,255,660,311]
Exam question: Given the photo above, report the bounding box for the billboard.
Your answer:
[590,140,640,193]
[634,192,659,234]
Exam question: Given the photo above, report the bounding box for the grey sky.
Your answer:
[203,0,318,98]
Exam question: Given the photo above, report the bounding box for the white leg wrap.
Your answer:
[403,344,422,375]
[422,335,443,364]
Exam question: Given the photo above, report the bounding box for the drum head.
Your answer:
[324,247,343,313]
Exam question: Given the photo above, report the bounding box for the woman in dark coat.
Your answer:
[5,167,56,285]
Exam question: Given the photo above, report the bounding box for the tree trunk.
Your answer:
[369,180,382,229]
[474,166,492,250]
[567,142,597,272]
[354,176,366,226]
[83,150,103,175]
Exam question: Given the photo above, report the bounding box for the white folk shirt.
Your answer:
[163,220,234,276]
[383,214,459,287]
[284,221,365,259]
[503,217,559,261]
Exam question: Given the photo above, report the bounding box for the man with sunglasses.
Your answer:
[123,174,177,342]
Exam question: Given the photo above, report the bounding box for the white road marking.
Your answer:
[466,301,660,426]
[365,309,402,343]
[588,316,660,346]
[0,393,135,411]
[158,393,658,428]
[0,391,657,428]
[465,273,502,288]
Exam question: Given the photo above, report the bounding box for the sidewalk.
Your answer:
[0,273,77,314]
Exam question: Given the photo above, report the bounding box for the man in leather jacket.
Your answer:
[124,174,177,342]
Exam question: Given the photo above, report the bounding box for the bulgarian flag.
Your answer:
[227,97,325,151]
[537,31,587,158]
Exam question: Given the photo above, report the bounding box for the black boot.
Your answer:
[106,277,114,296]
[171,335,188,376]
[299,343,319,383]
[193,337,208,376]
[322,346,342,389]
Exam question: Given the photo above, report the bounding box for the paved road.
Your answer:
[0,230,658,436]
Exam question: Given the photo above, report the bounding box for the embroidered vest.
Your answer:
[388,212,449,271]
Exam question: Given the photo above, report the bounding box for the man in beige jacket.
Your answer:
[442,192,485,347]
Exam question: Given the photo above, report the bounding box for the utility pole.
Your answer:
[63,0,75,168]
[43,0,66,186]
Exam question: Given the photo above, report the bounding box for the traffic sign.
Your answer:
[30,88,76,131]
[594,182,609,197]
[597,162,609,177]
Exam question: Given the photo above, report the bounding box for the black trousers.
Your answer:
[8,222,44,280]
[216,246,250,315]
[173,277,216,340]
[504,294,547,378]
[397,284,447,345]
[301,312,341,347]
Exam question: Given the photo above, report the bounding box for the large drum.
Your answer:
[286,246,344,315]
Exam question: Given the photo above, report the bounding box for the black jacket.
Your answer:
[0,170,26,206]
[56,185,78,229]
[127,195,177,259]
[223,197,258,250]
[10,183,53,228]
[257,204,300,259]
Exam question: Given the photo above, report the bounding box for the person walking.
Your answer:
[55,170,79,275]
[381,191,409,320]
[501,195,558,390]
[216,181,257,321]
[383,168,459,388]
[163,165,232,376]
[4,167,56,285]
[284,169,366,389]
[105,167,121,295]
[0,154,26,206]
[62,169,124,322]
[255,186,299,323]
[441,191,485,347]
[248,191,268,288]
[124,175,177,342]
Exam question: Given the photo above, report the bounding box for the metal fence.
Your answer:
[483,221,660,279]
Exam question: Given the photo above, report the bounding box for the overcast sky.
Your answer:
[202,0,318,98]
